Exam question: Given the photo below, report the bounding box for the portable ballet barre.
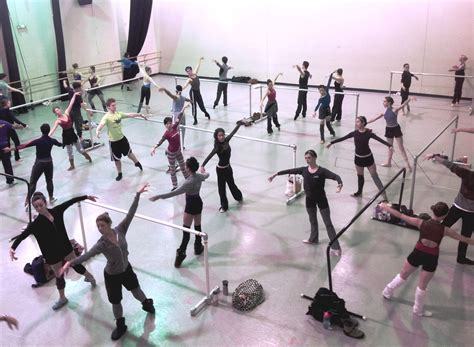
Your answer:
[0,173,32,224]
[174,76,255,117]
[76,199,219,317]
[388,71,474,96]
[408,115,459,210]
[254,84,360,117]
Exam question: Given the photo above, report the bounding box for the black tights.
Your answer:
[442,205,474,260]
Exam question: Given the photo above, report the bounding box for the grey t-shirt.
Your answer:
[70,193,140,275]
[217,63,230,80]
[155,172,210,199]
[0,81,8,98]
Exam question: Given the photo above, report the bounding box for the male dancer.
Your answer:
[293,61,311,120]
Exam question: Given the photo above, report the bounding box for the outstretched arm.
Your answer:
[182,78,192,91]
[225,122,243,142]
[274,73,283,84]
[379,203,423,229]
[327,131,355,147]
[123,112,147,120]
[326,73,333,91]
[116,183,149,234]
[6,84,24,95]
[194,57,204,75]
[159,87,179,101]
[48,120,60,137]
[55,195,97,214]
[65,92,78,116]
[394,97,414,113]
[268,167,305,182]
[371,132,393,148]
[294,65,304,78]
[367,113,384,124]
[444,227,474,245]
[452,127,474,134]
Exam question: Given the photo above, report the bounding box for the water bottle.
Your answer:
[222,280,229,296]
[323,311,332,330]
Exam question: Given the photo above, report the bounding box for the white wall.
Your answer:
[153,0,474,96]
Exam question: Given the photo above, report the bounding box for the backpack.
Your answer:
[306,288,350,327]
[24,255,54,288]
[232,279,265,311]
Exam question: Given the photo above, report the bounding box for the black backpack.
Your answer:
[24,255,54,287]
[306,288,350,327]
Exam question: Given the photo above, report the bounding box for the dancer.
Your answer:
[367,96,413,171]
[327,116,392,200]
[200,121,244,212]
[313,74,335,144]
[159,86,191,148]
[183,57,210,125]
[268,150,343,255]
[149,157,209,268]
[449,54,468,106]
[96,98,146,181]
[399,63,418,114]
[293,61,311,120]
[12,124,63,205]
[71,63,83,82]
[0,73,25,99]
[331,69,345,123]
[49,92,92,171]
[60,183,155,341]
[379,201,474,316]
[0,97,27,161]
[84,66,107,112]
[213,56,232,108]
[260,73,283,135]
[151,105,190,190]
[0,118,17,187]
[427,153,474,265]
[137,65,158,114]
[118,52,138,91]
[10,192,97,310]
[62,80,87,140]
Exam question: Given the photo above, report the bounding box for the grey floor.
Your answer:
[1,76,473,346]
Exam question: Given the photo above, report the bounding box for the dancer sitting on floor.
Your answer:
[379,201,474,316]
[268,149,343,255]
[10,192,97,311]
[327,116,392,200]
[60,183,155,341]
[200,120,244,213]
[367,96,414,171]
[49,92,92,171]
[149,157,209,268]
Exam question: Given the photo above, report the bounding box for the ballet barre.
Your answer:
[408,115,459,210]
[76,199,219,317]
[388,71,474,96]
[0,173,32,224]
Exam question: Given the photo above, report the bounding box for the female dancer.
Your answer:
[151,106,190,190]
[84,66,107,112]
[10,192,97,310]
[260,73,283,135]
[137,65,158,114]
[379,201,474,316]
[149,157,209,268]
[200,121,244,213]
[449,54,468,106]
[0,97,27,161]
[400,63,418,114]
[159,86,191,148]
[367,96,413,171]
[327,116,392,200]
[60,184,155,341]
[313,74,335,143]
[293,61,311,120]
[183,57,210,125]
[213,56,232,108]
[268,149,343,255]
[49,92,92,171]
[0,73,25,99]
[331,69,344,123]
[427,153,474,265]
[13,123,63,205]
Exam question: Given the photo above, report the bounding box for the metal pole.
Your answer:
[398,169,406,207]
[389,72,393,95]
[409,157,418,210]
[175,77,178,87]
[249,84,252,117]
[355,94,360,116]
[77,202,88,251]
[203,233,211,300]
[451,116,459,161]
[292,146,297,195]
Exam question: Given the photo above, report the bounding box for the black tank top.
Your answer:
[334,80,343,92]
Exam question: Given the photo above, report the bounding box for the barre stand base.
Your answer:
[286,191,304,205]
[84,142,105,152]
[190,285,220,317]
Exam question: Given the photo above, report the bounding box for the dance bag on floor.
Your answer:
[285,175,302,197]
[373,202,413,224]
[232,279,265,311]
[306,288,350,327]
[81,139,92,149]
[24,255,55,288]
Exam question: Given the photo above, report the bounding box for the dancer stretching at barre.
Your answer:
[313,73,335,144]
[213,56,232,109]
[151,104,190,190]
[84,66,107,112]
[183,57,210,125]
[268,149,343,255]
[60,183,155,341]
[427,153,474,265]
[200,120,244,213]
[10,192,97,311]
[137,65,159,114]
[379,201,474,316]
[367,96,414,171]
[149,157,209,268]
[49,92,92,171]
[96,98,147,181]
[327,116,392,200]
[159,85,191,148]
[62,81,88,140]
[331,68,345,123]
[260,73,283,135]
[293,61,311,120]
[399,63,418,114]
[449,54,468,106]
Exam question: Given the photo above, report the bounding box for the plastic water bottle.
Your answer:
[222,280,229,296]
[323,311,332,330]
